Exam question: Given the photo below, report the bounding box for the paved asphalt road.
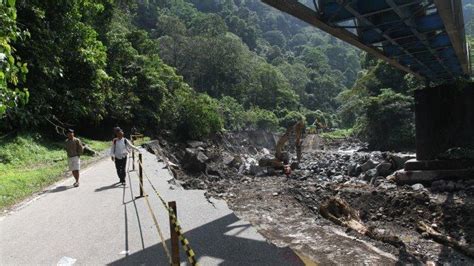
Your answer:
[0,149,304,265]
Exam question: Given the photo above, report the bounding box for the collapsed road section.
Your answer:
[144,129,474,265]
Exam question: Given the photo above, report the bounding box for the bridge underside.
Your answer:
[262,0,471,82]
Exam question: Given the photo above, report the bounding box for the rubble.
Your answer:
[411,183,425,191]
[150,131,474,264]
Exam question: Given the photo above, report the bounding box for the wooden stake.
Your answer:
[169,201,180,266]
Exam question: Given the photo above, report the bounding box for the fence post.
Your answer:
[138,153,144,198]
[131,135,135,171]
[169,201,180,266]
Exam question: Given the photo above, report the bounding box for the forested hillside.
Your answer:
[1,0,471,150]
[0,0,363,139]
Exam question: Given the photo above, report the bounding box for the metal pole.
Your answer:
[138,153,143,197]
[169,201,180,266]
[131,135,135,171]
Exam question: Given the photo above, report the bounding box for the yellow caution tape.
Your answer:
[128,161,172,264]
[137,158,199,265]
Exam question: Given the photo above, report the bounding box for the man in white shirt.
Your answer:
[110,127,141,184]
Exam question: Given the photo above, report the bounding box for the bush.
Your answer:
[244,107,278,131]
[279,111,305,128]
[218,96,246,131]
[304,109,327,126]
[175,89,223,140]
[355,89,415,150]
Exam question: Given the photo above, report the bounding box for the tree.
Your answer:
[0,0,28,117]
[263,30,286,47]
[299,46,329,69]
[2,0,109,130]
[218,96,246,131]
[244,107,279,131]
[355,89,415,151]
[174,89,223,140]
[279,111,305,128]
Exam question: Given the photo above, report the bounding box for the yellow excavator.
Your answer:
[307,119,326,134]
[259,119,305,170]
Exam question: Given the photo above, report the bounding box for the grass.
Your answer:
[320,128,354,140]
[133,136,151,146]
[0,134,110,210]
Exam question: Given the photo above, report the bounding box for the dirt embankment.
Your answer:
[145,131,474,265]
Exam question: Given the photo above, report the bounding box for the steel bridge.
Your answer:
[262,0,472,82]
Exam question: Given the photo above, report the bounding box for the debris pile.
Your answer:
[147,131,474,264]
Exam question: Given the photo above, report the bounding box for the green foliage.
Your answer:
[244,107,279,131]
[2,0,109,129]
[279,111,305,128]
[143,0,360,114]
[174,89,223,140]
[321,128,353,140]
[1,0,364,143]
[263,30,286,47]
[0,0,29,116]
[304,109,334,128]
[355,89,415,151]
[218,96,246,131]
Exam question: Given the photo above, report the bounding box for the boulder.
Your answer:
[389,153,415,170]
[347,163,361,176]
[376,162,393,177]
[197,151,209,163]
[360,160,377,172]
[371,176,385,186]
[378,182,397,190]
[411,183,425,191]
[182,148,208,173]
[222,153,242,168]
[249,165,267,177]
[187,140,207,148]
[206,164,223,177]
[332,175,344,183]
[222,154,235,166]
[366,168,378,178]
[248,146,259,155]
[261,148,271,155]
[446,181,456,192]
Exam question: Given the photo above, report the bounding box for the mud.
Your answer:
[149,131,474,265]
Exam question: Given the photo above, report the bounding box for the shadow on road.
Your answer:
[48,185,74,193]
[95,182,122,192]
[124,170,145,251]
[108,212,304,266]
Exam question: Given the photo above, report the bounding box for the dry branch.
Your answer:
[320,197,403,247]
[417,221,474,258]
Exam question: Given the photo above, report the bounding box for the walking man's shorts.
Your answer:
[68,156,81,171]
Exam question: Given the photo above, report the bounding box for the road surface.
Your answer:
[0,149,303,265]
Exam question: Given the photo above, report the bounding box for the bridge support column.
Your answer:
[395,83,474,185]
[414,82,474,160]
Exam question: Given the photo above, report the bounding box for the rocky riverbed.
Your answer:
[146,131,474,265]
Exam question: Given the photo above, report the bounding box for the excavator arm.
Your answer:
[259,119,305,169]
[275,120,305,163]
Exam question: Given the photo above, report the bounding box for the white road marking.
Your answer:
[57,256,77,266]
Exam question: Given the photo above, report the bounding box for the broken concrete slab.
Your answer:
[404,159,474,171]
[393,169,474,185]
